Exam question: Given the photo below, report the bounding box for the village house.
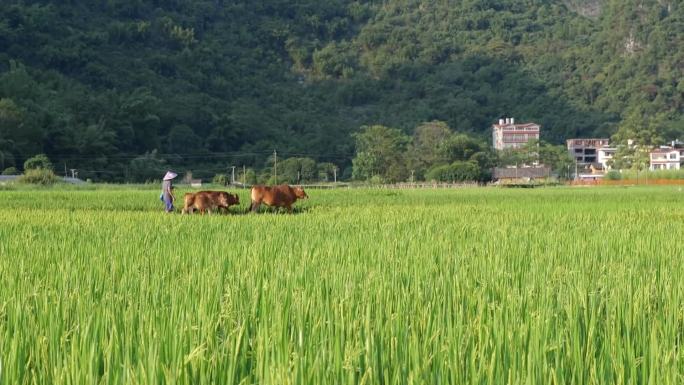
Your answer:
[566,138,612,180]
[575,163,606,182]
[649,147,681,171]
[566,138,610,166]
[492,118,540,150]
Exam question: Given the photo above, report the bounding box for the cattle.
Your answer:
[249,184,308,213]
[182,191,240,215]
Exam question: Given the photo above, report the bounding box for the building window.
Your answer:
[670,153,677,160]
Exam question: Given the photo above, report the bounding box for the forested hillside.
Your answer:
[0,0,682,181]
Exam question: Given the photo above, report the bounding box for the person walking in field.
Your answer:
[161,171,177,213]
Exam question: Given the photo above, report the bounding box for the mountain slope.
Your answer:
[0,0,681,180]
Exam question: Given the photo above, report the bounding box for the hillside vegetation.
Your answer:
[0,0,682,181]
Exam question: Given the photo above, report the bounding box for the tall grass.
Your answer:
[0,187,683,384]
[617,168,684,180]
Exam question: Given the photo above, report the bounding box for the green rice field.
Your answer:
[1,186,683,384]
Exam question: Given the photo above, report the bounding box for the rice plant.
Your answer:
[0,186,682,384]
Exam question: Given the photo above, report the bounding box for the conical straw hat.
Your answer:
[163,171,178,181]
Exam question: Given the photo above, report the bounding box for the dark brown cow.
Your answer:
[182,191,240,215]
[250,184,308,213]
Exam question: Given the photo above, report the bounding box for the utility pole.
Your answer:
[273,149,277,183]
[231,166,236,185]
[64,163,67,177]
[410,170,415,184]
[70,169,77,179]
[333,166,337,183]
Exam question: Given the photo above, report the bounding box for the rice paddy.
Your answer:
[0,186,683,384]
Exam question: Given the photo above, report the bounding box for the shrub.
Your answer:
[18,168,59,185]
[212,173,228,185]
[242,169,257,185]
[605,170,621,180]
[647,169,684,180]
[23,154,53,171]
[426,161,481,182]
[2,167,18,175]
[425,164,451,182]
[620,169,684,180]
[128,150,166,182]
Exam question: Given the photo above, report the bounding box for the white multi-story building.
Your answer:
[650,147,681,170]
[492,118,540,150]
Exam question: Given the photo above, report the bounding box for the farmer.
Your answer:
[161,171,177,213]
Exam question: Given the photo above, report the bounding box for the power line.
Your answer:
[77,158,350,177]
[43,150,356,161]
[57,148,356,179]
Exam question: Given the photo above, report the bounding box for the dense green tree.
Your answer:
[166,125,201,154]
[238,168,257,185]
[0,99,22,135]
[0,99,24,168]
[279,157,318,184]
[611,108,666,146]
[441,134,486,164]
[497,149,527,168]
[128,150,166,182]
[426,161,481,183]
[316,162,338,182]
[212,173,228,186]
[469,151,497,181]
[23,154,53,171]
[610,144,650,172]
[352,125,410,183]
[0,137,15,170]
[538,141,575,177]
[496,139,573,177]
[414,130,497,182]
[408,121,451,178]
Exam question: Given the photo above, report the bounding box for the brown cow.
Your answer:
[250,184,308,213]
[182,191,240,215]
